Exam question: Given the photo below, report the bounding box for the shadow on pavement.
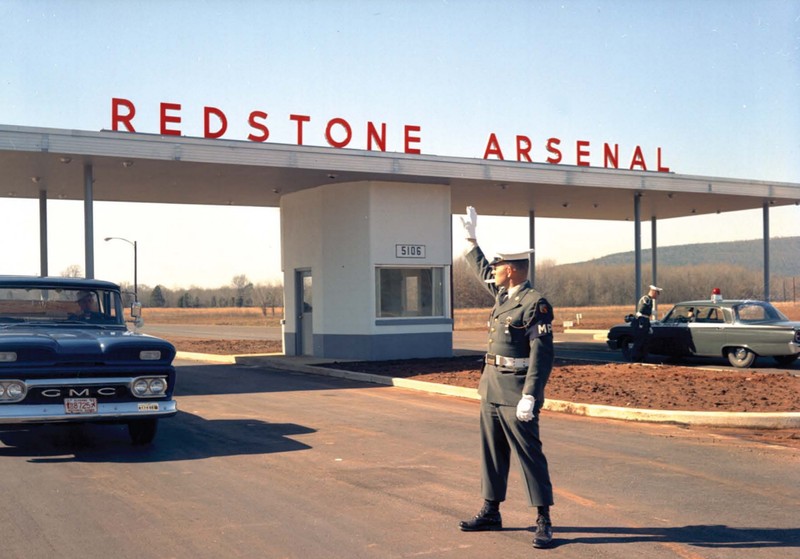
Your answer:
[175,362,379,396]
[556,524,800,548]
[0,410,314,463]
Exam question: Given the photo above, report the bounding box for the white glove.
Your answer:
[516,395,535,422]
[459,206,478,240]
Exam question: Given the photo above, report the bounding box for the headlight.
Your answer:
[139,350,161,361]
[6,383,23,398]
[132,379,150,396]
[130,377,168,398]
[0,380,26,402]
[148,378,166,394]
[0,352,17,363]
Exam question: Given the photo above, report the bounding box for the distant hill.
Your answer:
[580,236,800,277]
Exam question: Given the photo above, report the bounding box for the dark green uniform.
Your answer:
[631,294,654,362]
[466,245,554,507]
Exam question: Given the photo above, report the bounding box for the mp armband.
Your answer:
[527,320,553,339]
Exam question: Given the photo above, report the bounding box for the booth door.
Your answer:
[296,270,313,356]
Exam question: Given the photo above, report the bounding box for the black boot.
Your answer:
[459,500,502,532]
[532,513,553,548]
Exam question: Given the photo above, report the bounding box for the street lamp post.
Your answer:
[104,236,138,302]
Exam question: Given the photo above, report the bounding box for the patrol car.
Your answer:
[607,292,800,368]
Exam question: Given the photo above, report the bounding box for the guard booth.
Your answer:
[281,180,452,360]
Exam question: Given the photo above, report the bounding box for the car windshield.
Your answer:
[0,287,124,326]
[733,302,789,323]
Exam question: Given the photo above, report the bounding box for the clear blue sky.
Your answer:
[2,0,799,288]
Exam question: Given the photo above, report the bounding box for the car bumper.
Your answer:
[0,400,177,424]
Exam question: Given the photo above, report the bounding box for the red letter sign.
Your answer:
[367,121,387,152]
[629,145,647,171]
[516,135,532,162]
[657,147,670,172]
[325,118,352,148]
[111,98,136,132]
[290,114,311,145]
[603,143,619,169]
[204,106,228,139]
[247,111,270,142]
[545,137,562,164]
[404,125,421,154]
[160,102,182,136]
[576,140,591,167]
[483,133,504,160]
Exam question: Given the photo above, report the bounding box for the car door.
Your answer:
[653,305,694,356]
[688,305,728,356]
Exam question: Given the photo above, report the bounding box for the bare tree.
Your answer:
[253,281,284,317]
[60,264,83,278]
[232,274,254,307]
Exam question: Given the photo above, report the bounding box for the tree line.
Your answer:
[63,259,798,312]
[122,275,283,316]
[453,257,799,308]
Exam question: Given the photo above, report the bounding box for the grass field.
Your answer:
[143,302,800,331]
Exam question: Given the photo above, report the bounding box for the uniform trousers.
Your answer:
[479,400,554,507]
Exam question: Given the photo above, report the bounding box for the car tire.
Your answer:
[128,418,159,445]
[727,347,756,368]
[773,354,799,367]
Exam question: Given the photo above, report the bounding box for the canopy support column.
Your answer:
[633,193,642,303]
[84,164,95,279]
[763,202,770,301]
[39,187,48,277]
[528,209,535,285]
[651,216,658,315]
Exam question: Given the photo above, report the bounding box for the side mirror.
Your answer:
[130,301,144,327]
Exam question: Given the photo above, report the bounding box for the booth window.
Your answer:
[376,267,445,318]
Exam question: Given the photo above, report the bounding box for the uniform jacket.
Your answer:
[636,295,654,318]
[465,245,555,409]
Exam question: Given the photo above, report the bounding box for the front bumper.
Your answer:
[0,400,177,424]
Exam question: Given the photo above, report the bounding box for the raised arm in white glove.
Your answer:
[459,206,478,241]
[515,395,535,422]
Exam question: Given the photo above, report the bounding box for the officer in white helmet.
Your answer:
[457,206,556,549]
[631,284,663,361]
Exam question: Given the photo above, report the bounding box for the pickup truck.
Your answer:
[0,276,177,444]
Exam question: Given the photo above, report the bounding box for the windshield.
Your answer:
[0,287,124,326]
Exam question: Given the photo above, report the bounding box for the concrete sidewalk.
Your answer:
[176,350,800,430]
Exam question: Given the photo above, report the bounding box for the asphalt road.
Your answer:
[1,361,798,559]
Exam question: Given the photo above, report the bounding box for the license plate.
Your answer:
[138,403,159,412]
[64,398,98,414]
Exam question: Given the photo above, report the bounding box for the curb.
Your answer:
[563,328,608,341]
[176,352,800,429]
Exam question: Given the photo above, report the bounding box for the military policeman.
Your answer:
[630,284,663,362]
[458,206,556,550]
